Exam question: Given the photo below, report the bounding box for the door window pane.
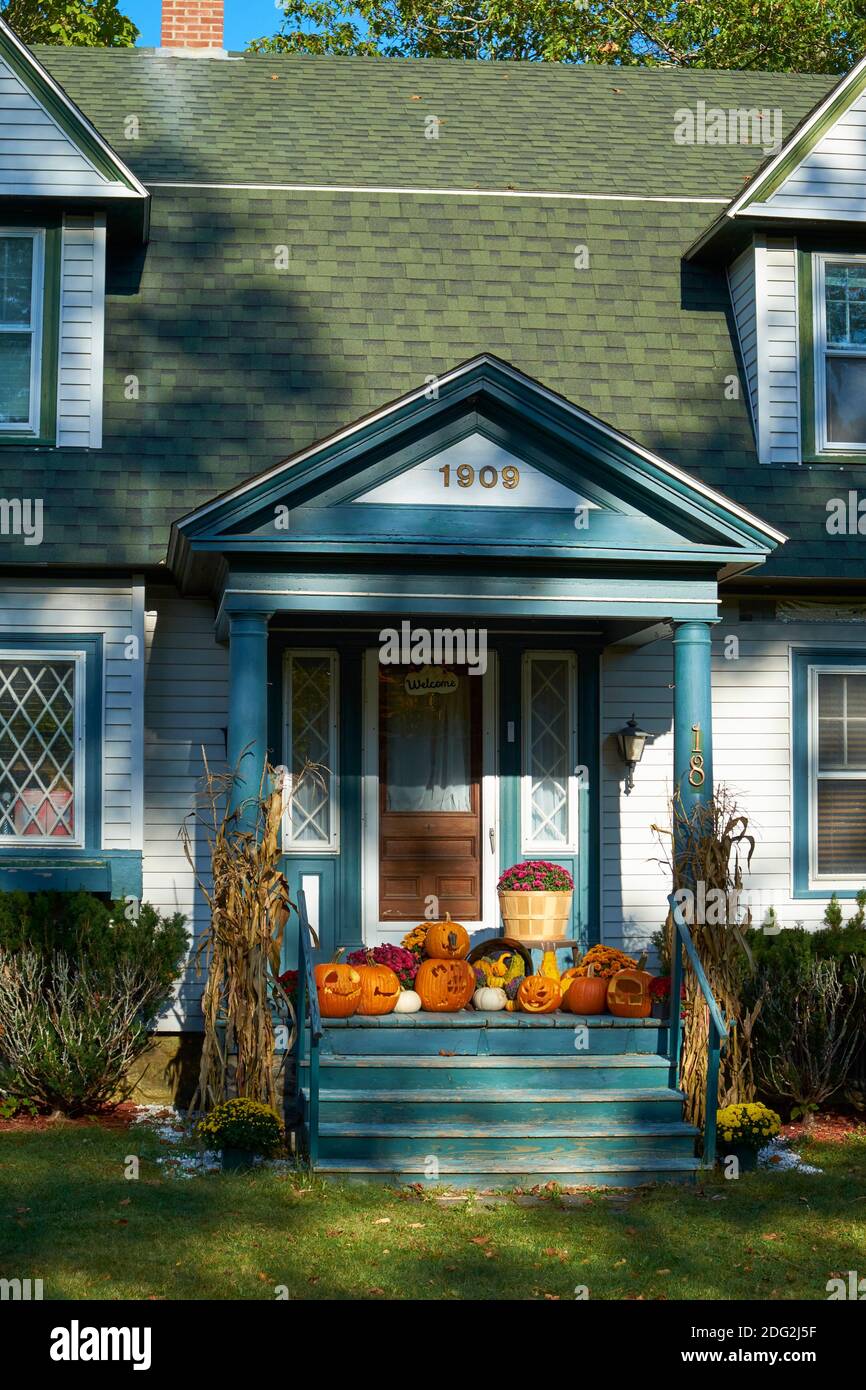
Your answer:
[382,669,471,813]
[0,658,76,840]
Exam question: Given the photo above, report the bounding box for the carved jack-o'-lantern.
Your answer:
[424,913,471,960]
[565,966,609,1015]
[415,958,475,1012]
[357,962,401,1015]
[314,961,362,1018]
[607,956,653,1018]
[517,974,562,1014]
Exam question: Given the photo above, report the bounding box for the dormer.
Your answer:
[0,16,147,448]
[688,55,866,465]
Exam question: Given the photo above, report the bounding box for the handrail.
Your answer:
[667,891,729,1168]
[292,888,321,1167]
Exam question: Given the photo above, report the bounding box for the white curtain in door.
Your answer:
[385,677,471,813]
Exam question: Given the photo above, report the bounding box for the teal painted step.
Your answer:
[311,1156,701,1189]
[320,1024,669,1057]
[317,1125,698,1163]
[304,1054,670,1092]
[306,1086,687,1127]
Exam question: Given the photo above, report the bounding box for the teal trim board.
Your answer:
[792,646,866,899]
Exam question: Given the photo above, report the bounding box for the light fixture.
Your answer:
[616,714,649,795]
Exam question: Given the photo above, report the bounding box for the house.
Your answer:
[2,1,865,1181]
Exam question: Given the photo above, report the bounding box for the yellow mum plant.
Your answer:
[716,1102,781,1148]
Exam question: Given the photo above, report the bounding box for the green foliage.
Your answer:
[195,1097,285,1154]
[0,890,188,1017]
[0,1093,38,1119]
[250,0,866,73]
[0,0,137,46]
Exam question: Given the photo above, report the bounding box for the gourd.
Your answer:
[424,913,471,960]
[415,958,476,1012]
[564,964,609,1015]
[314,956,362,1018]
[393,989,422,1014]
[473,986,508,1012]
[356,961,401,1015]
[516,974,562,1014]
[607,954,653,1019]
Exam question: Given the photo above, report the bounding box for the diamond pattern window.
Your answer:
[522,653,577,852]
[0,655,80,842]
[283,651,339,852]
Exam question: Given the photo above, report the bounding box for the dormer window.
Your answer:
[814,254,866,453]
[0,227,57,444]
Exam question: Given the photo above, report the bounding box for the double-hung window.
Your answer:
[810,666,866,882]
[0,650,85,845]
[814,254,866,453]
[0,230,46,438]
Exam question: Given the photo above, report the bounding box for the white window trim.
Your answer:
[808,662,866,886]
[0,228,45,436]
[0,647,86,849]
[521,650,579,855]
[813,251,866,455]
[282,649,339,855]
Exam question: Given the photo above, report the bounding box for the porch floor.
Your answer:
[301,1013,700,1188]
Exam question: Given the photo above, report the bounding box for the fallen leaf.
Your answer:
[656,1268,672,1275]
[373,1217,391,1226]
[470,1235,490,1246]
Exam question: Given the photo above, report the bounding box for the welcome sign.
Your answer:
[403,667,459,695]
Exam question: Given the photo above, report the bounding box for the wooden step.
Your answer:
[304,1085,686,1125]
[304,1053,670,1091]
[320,1024,667,1056]
[317,1121,698,1162]
[312,1155,702,1189]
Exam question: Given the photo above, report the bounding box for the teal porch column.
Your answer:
[672,620,714,818]
[227,610,271,823]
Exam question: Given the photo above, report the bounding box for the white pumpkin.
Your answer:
[394,989,422,1013]
[473,986,507,1012]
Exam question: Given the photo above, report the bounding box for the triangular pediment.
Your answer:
[170,355,784,582]
[0,17,147,205]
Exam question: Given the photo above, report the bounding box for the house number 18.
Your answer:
[689,723,705,788]
[438,464,520,489]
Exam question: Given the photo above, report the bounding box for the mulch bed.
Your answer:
[781,1110,866,1143]
[0,1101,142,1134]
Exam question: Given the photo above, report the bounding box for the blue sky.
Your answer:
[126,0,288,50]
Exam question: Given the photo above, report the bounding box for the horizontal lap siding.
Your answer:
[757,238,801,464]
[57,214,105,449]
[601,618,866,956]
[0,57,109,196]
[728,246,759,435]
[758,92,866,218]
[0,581,139,849]
[143,587,227,1030]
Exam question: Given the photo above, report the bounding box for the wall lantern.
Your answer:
[616,714,649,795]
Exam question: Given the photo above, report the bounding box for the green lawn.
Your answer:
[1,1121,865,1300]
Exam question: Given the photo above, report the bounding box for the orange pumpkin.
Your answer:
[314,961,362,1018]
[415,958,475,1012]
[424,913,471,960]
[607,957,653,1018]
[565,967,609,1015]
[356,961,401,1015]
[517,974,562,1014]
[558,966,583,1011]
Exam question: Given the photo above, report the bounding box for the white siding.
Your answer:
[0,55,110,196]
[754,88,866,220]
[143,587,228,1031]
[731,237,801,465]
[0,580,141,848]
[727,246,759,435]
[601,616,866,958]
[57,213,106,449]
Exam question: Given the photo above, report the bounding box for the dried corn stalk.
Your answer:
[653,787,762,1130]
[181,750,322,1113]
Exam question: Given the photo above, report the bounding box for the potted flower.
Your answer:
[346,943,418,989]
[195,1097,285,1172]
[497,861,574,942]
[649,974,670,1018]
[716,1102,781,1172]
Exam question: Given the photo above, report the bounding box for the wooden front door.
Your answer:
[378,665,482,922]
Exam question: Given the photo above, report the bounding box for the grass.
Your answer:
[1,1121,865,1300]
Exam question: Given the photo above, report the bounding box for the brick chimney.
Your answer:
[161,0,225,52]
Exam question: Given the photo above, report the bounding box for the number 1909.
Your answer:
[438,464,520,489]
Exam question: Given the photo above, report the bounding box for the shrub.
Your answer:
[195,1097,284,1154]
[717,1101,781,1148]
[0,891,188,1115]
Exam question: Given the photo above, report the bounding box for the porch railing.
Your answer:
[667,890,729,1168]
[292,887,322,1167]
